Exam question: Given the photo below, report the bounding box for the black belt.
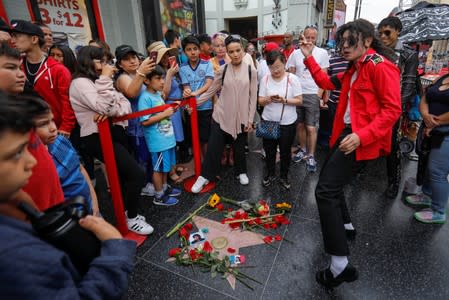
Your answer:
[344,123,352,129]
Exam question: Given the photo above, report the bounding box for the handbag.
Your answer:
[256,74,289,139]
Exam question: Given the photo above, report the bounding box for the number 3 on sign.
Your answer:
[63,12,84,27]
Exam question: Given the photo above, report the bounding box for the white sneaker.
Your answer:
[125,211,146,222]
[238,173,249,185]
[127,217,154,235]
[141,182,156,196]
[191,176,209,193]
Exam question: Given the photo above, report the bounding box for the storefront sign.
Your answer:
[324,0,335,28]
[37,0,92,50]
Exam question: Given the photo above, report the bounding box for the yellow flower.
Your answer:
[208,193,221,208]
[275,202,292,210]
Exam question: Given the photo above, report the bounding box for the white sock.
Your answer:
[156,190,164,198]
[344,223,355,230]
[163,183,168,191]
[330,255,348,277]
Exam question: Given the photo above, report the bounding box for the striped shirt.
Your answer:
[48,135,92,212]
[328,54,349,103]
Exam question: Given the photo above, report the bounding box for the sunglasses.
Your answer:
[224,34,242,46]
[378,30,392,37]
[305,24,318,30]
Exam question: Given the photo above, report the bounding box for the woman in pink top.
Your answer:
[69,46,153,235]
[191,35,257,193]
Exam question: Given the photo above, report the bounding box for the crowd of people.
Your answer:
[0,13,447,297]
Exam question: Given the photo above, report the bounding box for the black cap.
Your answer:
[0,18,10,32]
[9,20,44,38]
[115,45,137,62]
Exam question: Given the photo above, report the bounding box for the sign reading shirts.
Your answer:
[160,0,197,36]
[37,0,92,51]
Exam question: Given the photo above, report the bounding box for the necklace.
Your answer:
[25,56,45,77]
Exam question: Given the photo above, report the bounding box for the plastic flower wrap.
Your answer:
[254,200,270,216]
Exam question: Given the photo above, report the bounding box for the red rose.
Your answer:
[271,223,277,229]
[255,218,262,225]
[184,223,193,231]
[242,212,249,219]
[216,203,224,211]
[229,222,241,229]
[169,248,182,257]
[235,211,242,219]
[202,241,213,253]
[227,247,236,253]
[274,234,282,241]
[179,228,189,239]
[263,223,270,229]
[263,236,273,244]
[227,208,233,212]
[189,249,200,261]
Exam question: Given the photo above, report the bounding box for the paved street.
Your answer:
[96,135,449,299]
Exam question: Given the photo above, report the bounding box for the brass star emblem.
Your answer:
[192,215,265,289]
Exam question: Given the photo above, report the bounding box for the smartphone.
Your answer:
[149,51,158,63]
[168,55,177,67]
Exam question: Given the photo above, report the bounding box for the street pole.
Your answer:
[354,0,360,20]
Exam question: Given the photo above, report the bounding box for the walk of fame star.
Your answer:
[192,215,266,289]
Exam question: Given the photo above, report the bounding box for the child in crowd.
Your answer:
[0,42,64,211]
[139,65,181,206]
[28,96,99,215]
[179,35,214,157]
[197,33,212,61]
[0,92,136,299]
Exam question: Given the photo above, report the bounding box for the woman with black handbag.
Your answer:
[257,50,303,189]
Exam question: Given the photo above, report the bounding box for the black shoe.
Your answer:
[345,229,356,241]
[385,183,399,199]
[279,177,291,190]
[316,264,358,288]
[262,175,276,187]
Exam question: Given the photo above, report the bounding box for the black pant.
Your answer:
[81,126,144,218]
[386,119,402,187]
[70,123,95,179]
[202,120,247,180]
[315,128,358,256]
[263,122,296,178]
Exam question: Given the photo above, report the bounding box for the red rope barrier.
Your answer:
[97,97,202,245]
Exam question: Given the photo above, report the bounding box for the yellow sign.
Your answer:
[324,0,335,28]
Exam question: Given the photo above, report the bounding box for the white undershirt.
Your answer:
[344,71,358,125]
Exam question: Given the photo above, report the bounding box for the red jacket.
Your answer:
[23,133,64,211]
[304,48,401,161]
[23,57,75,133]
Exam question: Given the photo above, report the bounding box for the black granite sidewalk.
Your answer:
[96,136,449,300]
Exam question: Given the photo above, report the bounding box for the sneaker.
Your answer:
[191,176,209,193]
[414,209,446,224]
[279,177,291,189]
[165,185,182,197]
[306,156,317,172]
[292,148,307,163]
[153,194,179,206]
[262,175,276,187]
[237,173,249,185]
[405,193,431,207]
[127,217,154,235]
[126,211,146,222]
[260,148,266,159]
[141,182,156,196]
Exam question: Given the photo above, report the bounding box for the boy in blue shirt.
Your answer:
[139,65,181,206]
[179,35,214,157]
[28,97,100,215]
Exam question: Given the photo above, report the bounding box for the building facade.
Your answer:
[205,0,331,43]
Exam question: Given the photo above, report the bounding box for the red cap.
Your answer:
[263,42,280,53]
